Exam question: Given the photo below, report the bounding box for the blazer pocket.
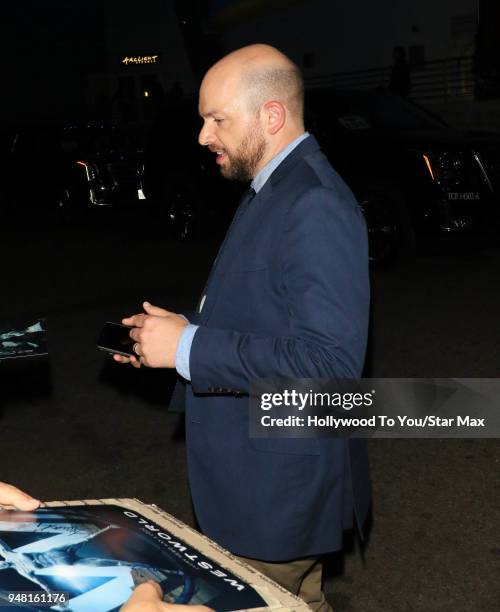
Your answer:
[250,437,320,456]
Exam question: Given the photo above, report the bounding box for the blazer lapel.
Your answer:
[193,187,256,325]
[192,135,321,326]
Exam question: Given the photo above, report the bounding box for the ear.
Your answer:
[262,100,286,135]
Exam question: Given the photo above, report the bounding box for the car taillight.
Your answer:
[422,151,466,188]
[422,154,435,181]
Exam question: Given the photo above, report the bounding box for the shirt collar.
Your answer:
[251,132,310,193]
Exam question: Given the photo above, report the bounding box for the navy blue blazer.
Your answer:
[185,135,371,561]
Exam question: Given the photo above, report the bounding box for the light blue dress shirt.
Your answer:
[175,132,310,381]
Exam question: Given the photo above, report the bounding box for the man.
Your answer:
[116,44,370,611]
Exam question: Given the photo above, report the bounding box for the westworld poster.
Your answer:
[0,320,47,361]
[0,504,266,611]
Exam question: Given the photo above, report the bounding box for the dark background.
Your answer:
[1,2,499,611]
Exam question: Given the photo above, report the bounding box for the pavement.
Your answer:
[1,209,499,612]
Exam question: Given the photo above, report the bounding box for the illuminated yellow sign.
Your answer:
[121,55,160,66]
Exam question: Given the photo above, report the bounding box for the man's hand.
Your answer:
[120,581,213,611]
[113,302,188,369]
[0,482,40,510]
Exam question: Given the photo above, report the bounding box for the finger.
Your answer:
[131,356,142,369]
[123,313,146,327]
[129,328,141,342]
[14,495,41,511]
[143,302,171,317]
[113,354,131,364]
[132,343,142,357]
[0,483,40,511]
[114,353,140,368]
[127,581,163,603]
[121,312,142,326]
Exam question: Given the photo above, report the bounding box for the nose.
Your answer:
[198,120,213,147]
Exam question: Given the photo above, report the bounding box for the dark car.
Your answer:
[4,122,146,221]
[306,89,500,263]
[57,123,146,214]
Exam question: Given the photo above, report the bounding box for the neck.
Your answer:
[254,127,305,176]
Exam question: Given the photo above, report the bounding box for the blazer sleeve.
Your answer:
[189,186,370,394]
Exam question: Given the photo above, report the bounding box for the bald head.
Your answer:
[198,45,306,181]
[206,44,304,124]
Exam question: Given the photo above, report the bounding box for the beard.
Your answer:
[221,121,266,182]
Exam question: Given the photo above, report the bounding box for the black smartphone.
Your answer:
[97,322,135,357]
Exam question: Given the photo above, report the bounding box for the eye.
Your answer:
[214,118,224,124]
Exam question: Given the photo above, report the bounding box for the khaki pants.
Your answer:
[237,555,333,612]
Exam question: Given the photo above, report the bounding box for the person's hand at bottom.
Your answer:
[0,482,40,510]
[120,581,213,611]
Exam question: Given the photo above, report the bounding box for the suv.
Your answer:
[307,90,500,262]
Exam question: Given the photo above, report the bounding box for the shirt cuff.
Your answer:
[175,324,199,381]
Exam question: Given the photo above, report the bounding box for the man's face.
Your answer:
[198,72,267,181]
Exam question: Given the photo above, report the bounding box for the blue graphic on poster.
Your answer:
[0,319,47,360]
[0,505,266,611]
